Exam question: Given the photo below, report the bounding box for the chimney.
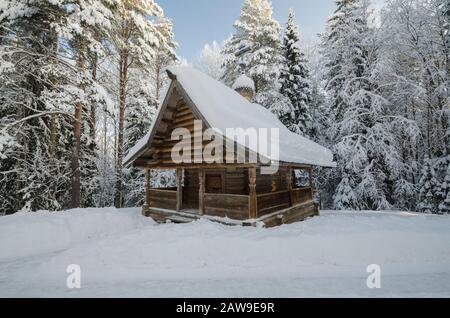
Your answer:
[232,74,255,101]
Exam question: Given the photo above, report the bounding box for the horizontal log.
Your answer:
[204,207,248,220]
[173,115,196,125]
[257,190,290,198]
[291,187,312,205]
[150,188,177,193]
[176,108,194,118]
[204,193,248,199]
[258,203,290,216]
[204,193,249,212]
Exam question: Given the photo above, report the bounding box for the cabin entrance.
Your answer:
[182,169,199,209]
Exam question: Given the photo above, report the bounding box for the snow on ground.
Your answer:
[0,208,450,298]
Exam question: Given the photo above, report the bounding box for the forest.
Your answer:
[0,0,449,215]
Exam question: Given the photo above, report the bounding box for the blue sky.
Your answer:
[158,0,339,61]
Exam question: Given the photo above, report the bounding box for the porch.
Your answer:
[142,166,319,227]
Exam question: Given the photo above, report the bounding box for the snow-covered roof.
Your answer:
[124,66,336,168]
[232,74,255,91]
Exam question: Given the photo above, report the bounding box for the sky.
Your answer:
[158,0,335,62]
[158,0,383,62]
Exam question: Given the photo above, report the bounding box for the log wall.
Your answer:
[149,189,177,210]
[291,187,313,206]
[257,190,291,217]
[204,193,249,220]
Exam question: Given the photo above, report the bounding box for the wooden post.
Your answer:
[291,168,297,189]
[309,167,319,216]
[176,168,183,211]
[286,166,293,207]
[199,168,205,215]
[248,167,257,219]
[142,169,151,216]
[308,167,314,200]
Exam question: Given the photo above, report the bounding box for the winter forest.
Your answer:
[0,0,449,216]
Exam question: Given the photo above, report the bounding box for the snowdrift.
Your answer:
[0,208,150,261]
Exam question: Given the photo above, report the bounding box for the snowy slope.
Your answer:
[0,209,450,297]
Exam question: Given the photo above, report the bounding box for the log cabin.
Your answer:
[124,66,336,227]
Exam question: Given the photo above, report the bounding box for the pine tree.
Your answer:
[196,41,225,80]
[123,69,157,207]
[110,0,173,208]
[0,1,75,212]
[333,172,358,210]
[0,1,114,213]
[437,165,450,214]
[221,0,283,111]
[321,0,357,123]
[279,10,312,136]
[322,0,409,210]
[417,159,439,213]
[62,0,115,208]
[151,16,178,101]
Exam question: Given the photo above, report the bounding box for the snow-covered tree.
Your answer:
[150,16,178,101]
[382,0,449,161]
[65,0,116,208]
[123,69,157,207]
[333,172,358,210]
[417,159,440,213]
[321,0,413,210]
[0,0,112,212]
[279,10,312,136]
[221,0,282,111]
[0,0,176,213]
[437,165,450,214]
[195,41,225,80]
[110,0,175,208]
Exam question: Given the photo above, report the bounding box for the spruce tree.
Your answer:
[333,172,358,210]
[0,1,114,213]
[417,159,439,213]
[438,165,450,214]
[221,0,283,112]
[279,10,312,136]
[111,0,175,208]
[321,0,411,210]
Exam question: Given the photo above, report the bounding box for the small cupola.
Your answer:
[232,74,255,101]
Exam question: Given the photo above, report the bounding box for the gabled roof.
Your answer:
[124,65,336,168]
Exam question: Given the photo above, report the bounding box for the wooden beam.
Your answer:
[176,168,183,211]
[308,167,314,200]
[199,169,205,215]
[281,163,312,169]
[134,163,258,170]
[286,166,293,207]
[143,169,151,216]
[248,167,257,219]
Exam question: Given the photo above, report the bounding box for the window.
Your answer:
[294,169,311,188]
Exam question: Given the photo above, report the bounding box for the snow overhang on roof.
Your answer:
[124,66,336,168]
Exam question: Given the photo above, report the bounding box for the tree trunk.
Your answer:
[114,51,128,208]
[103,106,108,157]
[50,30,58,160]
[89,54,98,143]
[156,60,161,102]
[71,41,85,209]
[50,115,57,159]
